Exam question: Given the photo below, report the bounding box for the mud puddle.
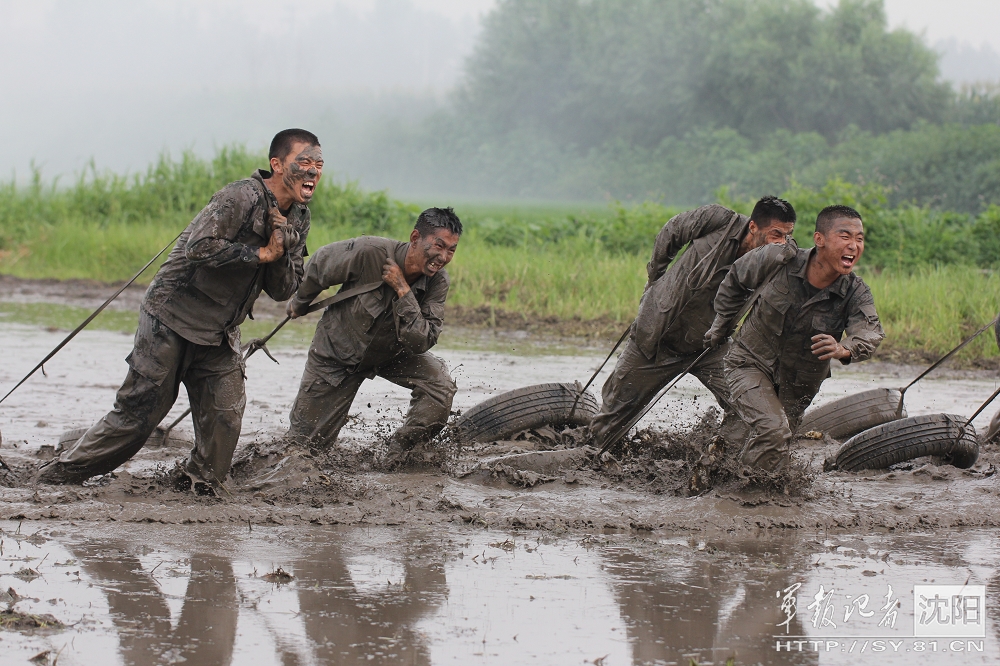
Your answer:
[1,520,997,665]
[1,321,998,456]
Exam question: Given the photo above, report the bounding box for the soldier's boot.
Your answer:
[377,424,442,471]
[36,460,90,485]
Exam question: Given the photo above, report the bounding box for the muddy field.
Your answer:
[2,278,1000,663]
[1,276,999,534]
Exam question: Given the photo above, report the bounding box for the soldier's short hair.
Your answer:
[269,129,320,162]
[816,205,862,235]
[415,207,463,237]
[750,195,796,227]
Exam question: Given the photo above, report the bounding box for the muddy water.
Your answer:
[0,321,998,459]
[1,520,997,665]
[2,317,1000,664]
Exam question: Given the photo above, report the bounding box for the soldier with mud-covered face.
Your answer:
[37,129,321,490]
[708,205,885,472]
[284,208,461,467]
[588,196,797,451]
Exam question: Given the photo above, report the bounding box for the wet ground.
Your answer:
[1,520,998,665]
[2,283,1000,663]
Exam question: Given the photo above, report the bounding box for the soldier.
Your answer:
[588,197,797,450]
[38,129,321,490]
[285,207,461,467]
[706,205,885,472]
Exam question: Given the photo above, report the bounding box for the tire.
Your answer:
[828,413,979,472]
[799,388,905,441]
[454,382,599,443]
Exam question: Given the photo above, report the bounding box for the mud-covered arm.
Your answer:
[263,215,310,301]
[287,238,370,315]
[394,275,448,355]
[646,204,737,287]
[184,183,262,267]
[840,285,885,364]
[711,242,794,326]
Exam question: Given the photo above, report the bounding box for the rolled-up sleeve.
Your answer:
[394,274,448,355]
[840,286,885,363]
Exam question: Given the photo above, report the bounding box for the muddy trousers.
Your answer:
[287,352,457,449]
[726,363,823,471]
[588,339,744,450]
[53,311,246,483]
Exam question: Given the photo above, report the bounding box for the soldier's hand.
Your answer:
[811,334,850,361]
[258,226,286,263]
[267,205,300,252]
[286,299,304,320]
[382,258,410,297]
[267,205,287,228]
[703,323,728,349]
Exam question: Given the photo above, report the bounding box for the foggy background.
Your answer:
[1,0,999,195]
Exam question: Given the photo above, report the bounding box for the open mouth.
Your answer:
[301,181,315,198]
[841,254,856,269]
[427,260,444,273]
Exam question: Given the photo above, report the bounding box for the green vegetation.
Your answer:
[1,148,998,361]
[0,146,416,281]
[350,0,1000,210]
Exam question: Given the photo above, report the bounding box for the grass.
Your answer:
[1,148,999,362]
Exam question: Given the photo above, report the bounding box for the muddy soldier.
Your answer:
[587,197,797,449]
[707,205,885,471]
[285,208,461,466]
[38,129,322,489]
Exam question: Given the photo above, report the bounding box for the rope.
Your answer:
[0,230,183,406]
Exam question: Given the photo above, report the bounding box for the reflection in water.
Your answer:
[71,543,238,665]
[290,536,448,664]
[0,522,996,665]
[603,537,816,665]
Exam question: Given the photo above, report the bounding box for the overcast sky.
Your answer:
[1,0,998,181]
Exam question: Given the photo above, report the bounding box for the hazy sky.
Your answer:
[882,0,1000,52]
[1,0,998,182]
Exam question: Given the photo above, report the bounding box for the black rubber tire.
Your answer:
[454,382,599,443]
[829,413,979,472]
[799,388,905,441]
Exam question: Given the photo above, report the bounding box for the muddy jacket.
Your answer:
[634,204,750,358]
[713,243,884,379]
[289,236,449,386]
[142,169,310,347]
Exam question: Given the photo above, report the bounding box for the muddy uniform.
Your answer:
[44,170,309,484]
[287,236,456,448]
[713,243,884,470]
[589,205,750,448]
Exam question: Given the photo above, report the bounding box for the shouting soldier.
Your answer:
[588,197,797,450]
[38,129,321,490]
[706,205,885,472]
[285,207,461,467]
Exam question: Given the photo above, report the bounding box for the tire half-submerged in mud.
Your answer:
[454,382,599,443]
[798,388,905,441]
[827,413,979,472]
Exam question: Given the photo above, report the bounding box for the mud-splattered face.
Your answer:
[815,217,864,275]
[749,220,794,249]
[409,228,461,277]
[274,142,323,204]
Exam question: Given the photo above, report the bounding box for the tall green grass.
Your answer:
[1,148,998,361]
